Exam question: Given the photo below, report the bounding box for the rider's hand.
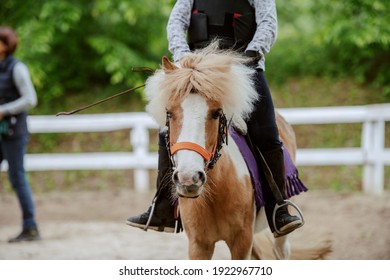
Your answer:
[243,50,261,69]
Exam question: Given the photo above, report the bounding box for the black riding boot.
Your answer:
[126,134,178,233]
[261,146,302,237]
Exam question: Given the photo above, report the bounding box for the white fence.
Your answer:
[281,103,390,195]
[1,104,389,194]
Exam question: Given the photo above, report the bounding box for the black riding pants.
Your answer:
[247,69,282,152]
[246,70,284,216]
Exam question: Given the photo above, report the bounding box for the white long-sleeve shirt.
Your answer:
[0,62,37,116]
[167,0,278,70]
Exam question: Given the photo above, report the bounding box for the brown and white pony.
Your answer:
[144,44,327,259]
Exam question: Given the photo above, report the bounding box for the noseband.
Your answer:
[165,111,228,171]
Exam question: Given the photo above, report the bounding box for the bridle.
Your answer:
[164,110,228,172]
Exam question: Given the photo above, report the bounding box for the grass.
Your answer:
[0,76,388,194]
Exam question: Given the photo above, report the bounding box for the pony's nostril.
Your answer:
[197,171,206,184]
[173,170,205,186]
[191,171,205,185]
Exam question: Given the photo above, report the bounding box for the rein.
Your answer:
[165,111,228,171]
[56,67,154,116]
[56,84,145,116]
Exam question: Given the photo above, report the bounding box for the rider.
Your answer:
[127,0,305,237]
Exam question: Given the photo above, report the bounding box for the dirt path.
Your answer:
[0,189,389,260]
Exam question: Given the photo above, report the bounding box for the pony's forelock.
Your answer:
[145,42,258,126]
[144,69,168,126]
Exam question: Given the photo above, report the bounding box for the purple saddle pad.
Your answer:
[230,128,308,207]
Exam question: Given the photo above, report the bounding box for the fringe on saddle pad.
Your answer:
[230,128,308,208]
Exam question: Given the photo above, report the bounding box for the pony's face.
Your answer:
[145,48,258,198]
[167,93,223,198]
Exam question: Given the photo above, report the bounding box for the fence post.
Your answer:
[131,124,150,192]
[362,120,385,194]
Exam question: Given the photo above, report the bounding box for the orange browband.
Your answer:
[170,142,212,161]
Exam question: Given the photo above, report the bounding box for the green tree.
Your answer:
[1,0,175,110]
[2,0,389,109]
[267,0,390,99]
[312,0,390,95]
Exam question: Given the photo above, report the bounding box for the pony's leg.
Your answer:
[251,238,262,260]
[254,208,268,233]
[188,240,215,260]
[226,230,254,260]
[273,235,291,260]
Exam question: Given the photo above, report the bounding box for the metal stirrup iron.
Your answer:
[258,150,305,236]
[143,199,157,231]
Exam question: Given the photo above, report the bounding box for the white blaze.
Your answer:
[174,95,208,176]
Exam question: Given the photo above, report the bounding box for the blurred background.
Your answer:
[1,0,389,261]
[0,0,389,193]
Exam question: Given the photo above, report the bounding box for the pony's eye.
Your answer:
[211,109,222,119]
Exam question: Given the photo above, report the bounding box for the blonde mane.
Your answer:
[145,42,258,128]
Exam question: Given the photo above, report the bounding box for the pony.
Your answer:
[144,43,327,259]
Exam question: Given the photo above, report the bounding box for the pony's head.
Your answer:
[145,42,258,198]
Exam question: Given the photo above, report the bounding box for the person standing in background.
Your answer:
[0,26,40,242]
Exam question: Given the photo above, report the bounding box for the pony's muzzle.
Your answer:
[172,169,206,198]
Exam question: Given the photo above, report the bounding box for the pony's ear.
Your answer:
[162,56,178,73]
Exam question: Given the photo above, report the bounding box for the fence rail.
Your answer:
[1,104,389,194]
[281,103,390,194]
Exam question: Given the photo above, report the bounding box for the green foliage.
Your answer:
[1,0,174,110]
[1,0,389,110]
[268,0,390,99]
[312,0,390,97]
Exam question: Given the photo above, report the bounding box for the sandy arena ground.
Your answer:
[0,188,389,260]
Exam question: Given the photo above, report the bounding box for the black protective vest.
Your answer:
[0,55,28,139]
[188,0,256,50]
[0,55,19,104]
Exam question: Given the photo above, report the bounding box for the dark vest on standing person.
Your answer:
[188,0,256,50]
[0,55,28,139]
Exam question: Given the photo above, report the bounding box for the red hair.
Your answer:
[0,26,19,55]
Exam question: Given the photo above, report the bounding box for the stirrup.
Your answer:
[143,200,156,231]
[144,200,181,234]
[272,199,305,237]
[174,205,180,234]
